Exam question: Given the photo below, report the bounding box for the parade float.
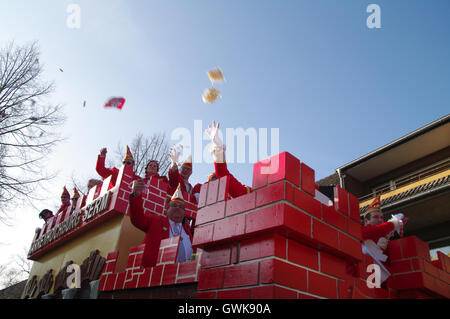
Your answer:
[22,151,450,299]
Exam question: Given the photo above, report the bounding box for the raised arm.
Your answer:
[129,180,152,232]
[96,147,115,179]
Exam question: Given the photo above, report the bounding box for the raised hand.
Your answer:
[99,147,107,157]
[205,120,223,147]
[168,145,182,167]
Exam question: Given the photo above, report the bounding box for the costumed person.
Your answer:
[96,146,139,188]
[361,196,408,284]
[167,147,202,198]
[71,188,80,212]
[143,160,169,184]
[38,209,54,223]
[129,181,194,267]
[205,121,251,198]
[58,186,71,215]
[36,209,54,237]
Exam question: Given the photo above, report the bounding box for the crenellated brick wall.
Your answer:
[31,152,448,299]
[191,152,449,299]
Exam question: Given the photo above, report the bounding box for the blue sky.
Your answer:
[0,1,449,266]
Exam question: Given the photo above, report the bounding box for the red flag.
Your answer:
[104,97,126,110]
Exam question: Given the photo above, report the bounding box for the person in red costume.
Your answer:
[205,121,251,198]
[58,186,71,215]
[361,196,408,283]
[143,160,168,184]
[167,147,202,198]
[129,181,194,267]
[96,145,139,188]
[71,187,80,213]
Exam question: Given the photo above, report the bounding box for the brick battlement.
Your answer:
[96,152,449,299]
[28,164,198,260]
[30,152,449,299]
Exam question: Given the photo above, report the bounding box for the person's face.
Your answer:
[166,202,185,223]
[124,159,135,167]
[146,162,158,175]
[61,195,70,204]
[180,166,192,180]
[366,211,384,226]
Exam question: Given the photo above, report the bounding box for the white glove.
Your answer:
[168,145,182,168]
[388,213,404,233]
[205,121,226,163]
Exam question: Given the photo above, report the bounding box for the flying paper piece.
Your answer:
[207,68,225,84]
[104,97,126,110]
[59,68,64,72]
[202,88,221,104]
[83,101,86,107]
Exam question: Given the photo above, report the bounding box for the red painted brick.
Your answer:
[260,259,307,291]
[137,268,152,288]
[197,268,225,290]
[313,220,339,251]
[240,233,287,262]
[196,201,226,225]
[300,162,316,196]
[217,176,229,202]
[206,179,220,205]
[348,193,361,221]
[225,191,256,217]
[337,280,353,299]
[347,219,363,241]
[308,271,337,299]
[268,152,301,187]
[160,246,179,264]
[339,233,363,261]
[255,181,285,207]
[322,205,347,232]
[390,259,412,274]
[320,252,349,279]
[192,224,214,247]
[201,245,231,268]
[102,273,117,291]
[198,184,208,208]
[424,261,440,279]
[387,239,403,261]
[333,186,349,216]
[245,204,284,234]
[213,214,246,242]
[150,265,163,287]
[231,243,239,264]
[287,239,319,270]
[411,257,425,272]
[401,236,424,259]
[224,262,259,288]
[114,272,125,290]
[161,264,178,285]
[177,261,197,278]
[392,272,423,290]
[252,159,270,189]
[196,291,216,299]
[216,288,251,299]
[292,188,321,219]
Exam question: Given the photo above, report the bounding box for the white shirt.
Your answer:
[168,219,193,263]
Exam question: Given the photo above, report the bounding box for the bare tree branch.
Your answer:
[0,41,66,220]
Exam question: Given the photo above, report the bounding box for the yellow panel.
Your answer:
[24,214,125,297]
